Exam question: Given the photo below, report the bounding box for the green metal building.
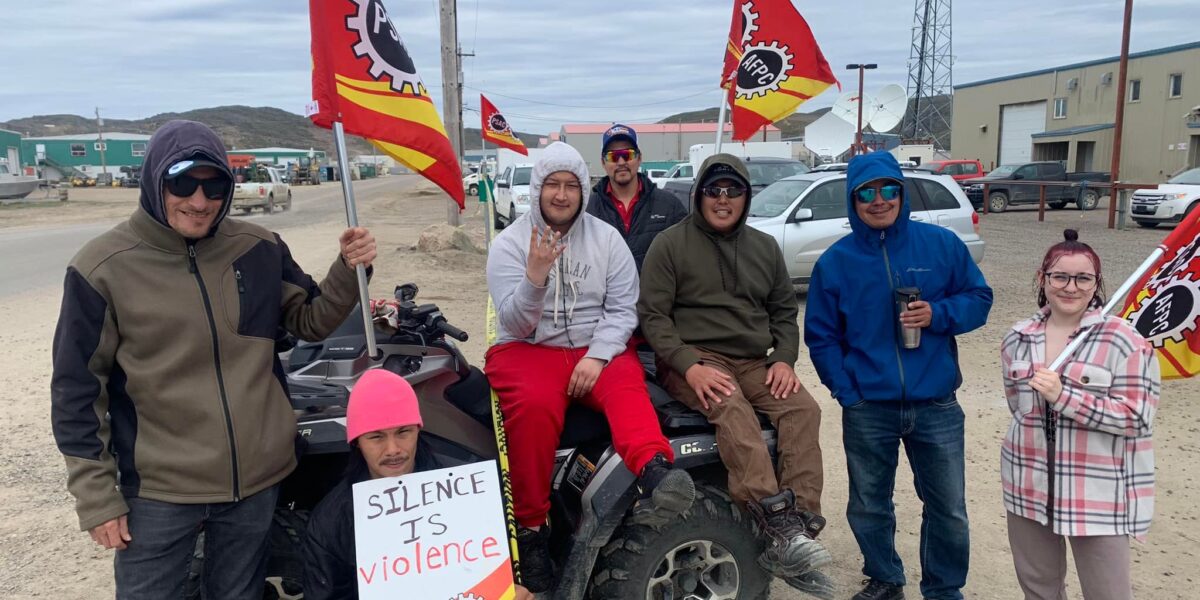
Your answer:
[21,132,151,180]
[0,128,21,173]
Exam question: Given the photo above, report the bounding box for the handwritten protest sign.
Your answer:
[353,461,515,600]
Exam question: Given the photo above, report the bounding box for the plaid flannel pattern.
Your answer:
[1000,308,1160,540]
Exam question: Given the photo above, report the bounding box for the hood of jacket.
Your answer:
[528,142,590,238]
[138,120,235,237]
[845,151,911,242]
[690,153,753,237]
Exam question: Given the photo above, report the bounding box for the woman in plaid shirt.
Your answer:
[1000,229,1160,600]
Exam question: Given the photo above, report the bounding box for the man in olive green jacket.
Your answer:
[50,120,375,599]
[638,154,832,593]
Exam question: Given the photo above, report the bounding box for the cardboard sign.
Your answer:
[353,461,515,600]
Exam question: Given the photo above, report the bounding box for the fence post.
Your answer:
[1038,184,1046,222]
[982,183,990,215]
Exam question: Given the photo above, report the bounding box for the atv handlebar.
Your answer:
[435,320,469,342]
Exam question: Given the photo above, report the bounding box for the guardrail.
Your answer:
[973,180,1160,229]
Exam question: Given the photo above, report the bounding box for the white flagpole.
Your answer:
[714,92,728,154]
[332,121,378,359]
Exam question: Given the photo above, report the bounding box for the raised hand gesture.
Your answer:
[526,226,564,286]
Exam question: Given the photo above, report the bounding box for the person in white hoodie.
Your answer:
[485,142,695,593]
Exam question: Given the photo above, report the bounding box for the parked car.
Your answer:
[963,161,1109,212]
[462,172,481,196]
[663,157,809,208]
[1131,167,1200,229]
[915,159,985,185]
[493,163,533,228]
[232,164,291,214]
[809,162,848,173]
[747,171,984,284]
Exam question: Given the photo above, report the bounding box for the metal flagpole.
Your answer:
[482,136,493,250]
[714,93,728,154]
[332,121,379,359]
[1048,246,1167,371]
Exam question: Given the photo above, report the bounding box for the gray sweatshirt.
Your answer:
[486,142,639,363]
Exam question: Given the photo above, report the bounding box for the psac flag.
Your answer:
[1122,210,1200,379]
[480,95,527,156]
[309,0,465,208]
[721,0,839,141]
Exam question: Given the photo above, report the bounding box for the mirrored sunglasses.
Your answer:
[603,148,640,163]
[702,185,746,199]
[855,184,902,203]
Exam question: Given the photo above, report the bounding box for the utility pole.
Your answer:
[95,107,108,177]
[438,0,462,226]
[1107,0,1133,230]
[846,64,878,156]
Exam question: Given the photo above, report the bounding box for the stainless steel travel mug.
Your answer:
[896,287,921,349]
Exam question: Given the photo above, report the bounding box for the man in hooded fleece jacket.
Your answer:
[484,142,695,593]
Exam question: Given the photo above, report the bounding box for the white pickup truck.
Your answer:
[232,165,292,214]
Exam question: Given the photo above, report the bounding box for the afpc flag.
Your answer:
[1122,211,1200,379]
[480,95,527,156]
[721,0,839,141]
[309,0,465,208]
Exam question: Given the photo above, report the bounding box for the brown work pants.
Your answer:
[660,349,823,513]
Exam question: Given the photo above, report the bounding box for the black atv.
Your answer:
[265,284,781,599]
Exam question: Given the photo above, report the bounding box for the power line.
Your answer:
[463,85,716,110]
[462,105,685,125]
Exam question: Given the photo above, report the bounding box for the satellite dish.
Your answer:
[804,113,857,158]
[831,91,876,126]
[868,84,908,133]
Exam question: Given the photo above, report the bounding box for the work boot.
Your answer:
[515,526,554,593]
[747,490,833,578]
[631,453,696,527]
[852,578,905,600]
[783,569,837,600]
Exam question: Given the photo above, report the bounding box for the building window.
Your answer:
[131,142,146,157]
[1129,79,1141,102]
[1169,74,1183,98]
[1053,97,1068,119]
[94,142,106,151]
[70,144,86,157]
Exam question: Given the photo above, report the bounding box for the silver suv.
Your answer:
[747,170,985,284]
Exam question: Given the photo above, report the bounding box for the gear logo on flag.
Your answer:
[487,113,513,136]
[346,0,427,96]
[1128,274,1200,346]
[740,1,760,44]
[735,41,795,99]
[450,594,484,600]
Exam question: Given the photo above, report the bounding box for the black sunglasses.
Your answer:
[164,174,232,200]
[702,184,746,199]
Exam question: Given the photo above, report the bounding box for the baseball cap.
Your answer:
[164,156,228,179]
[601,124,638,152]
[345,369,423,443]
[700,162,750,190]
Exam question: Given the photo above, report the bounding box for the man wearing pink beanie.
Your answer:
[300,370,532,600]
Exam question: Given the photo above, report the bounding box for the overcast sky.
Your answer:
[1,0,1197,135]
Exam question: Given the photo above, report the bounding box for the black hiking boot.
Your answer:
[852,578,905,600]
[515,526,554,593]
[630,453,696,527]
[747,490,833,578]
[783,569,837,600]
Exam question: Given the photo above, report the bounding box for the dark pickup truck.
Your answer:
[964,161,1109,212]
[662,156,810,208]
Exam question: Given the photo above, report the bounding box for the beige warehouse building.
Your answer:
[951,41,1200,184]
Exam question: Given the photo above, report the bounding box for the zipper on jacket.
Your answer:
[1044,405,1058,527]
[880,230,907,400]
[188,243,242,500]
[235,269,245,294]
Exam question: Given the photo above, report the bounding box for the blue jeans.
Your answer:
[842,397,968,600]
[114,485,279,600]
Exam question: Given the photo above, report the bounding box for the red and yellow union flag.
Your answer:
[309,0,464,208]
[721,0,839,141]
[1122,210,1200,379]
[480,95,527,156]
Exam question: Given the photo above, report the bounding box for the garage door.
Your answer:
[999,101,1047,165]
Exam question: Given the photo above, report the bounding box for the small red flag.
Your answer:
[721,0,839,141]
[309,0,464,208]
[480,95,527,156]
[1122,209,1200,379]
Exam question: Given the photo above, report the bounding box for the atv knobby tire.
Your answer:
[589,483,770,600]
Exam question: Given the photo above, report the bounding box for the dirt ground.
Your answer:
[1,183,1196,599]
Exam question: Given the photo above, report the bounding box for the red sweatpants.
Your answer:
[484,341,672,528]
